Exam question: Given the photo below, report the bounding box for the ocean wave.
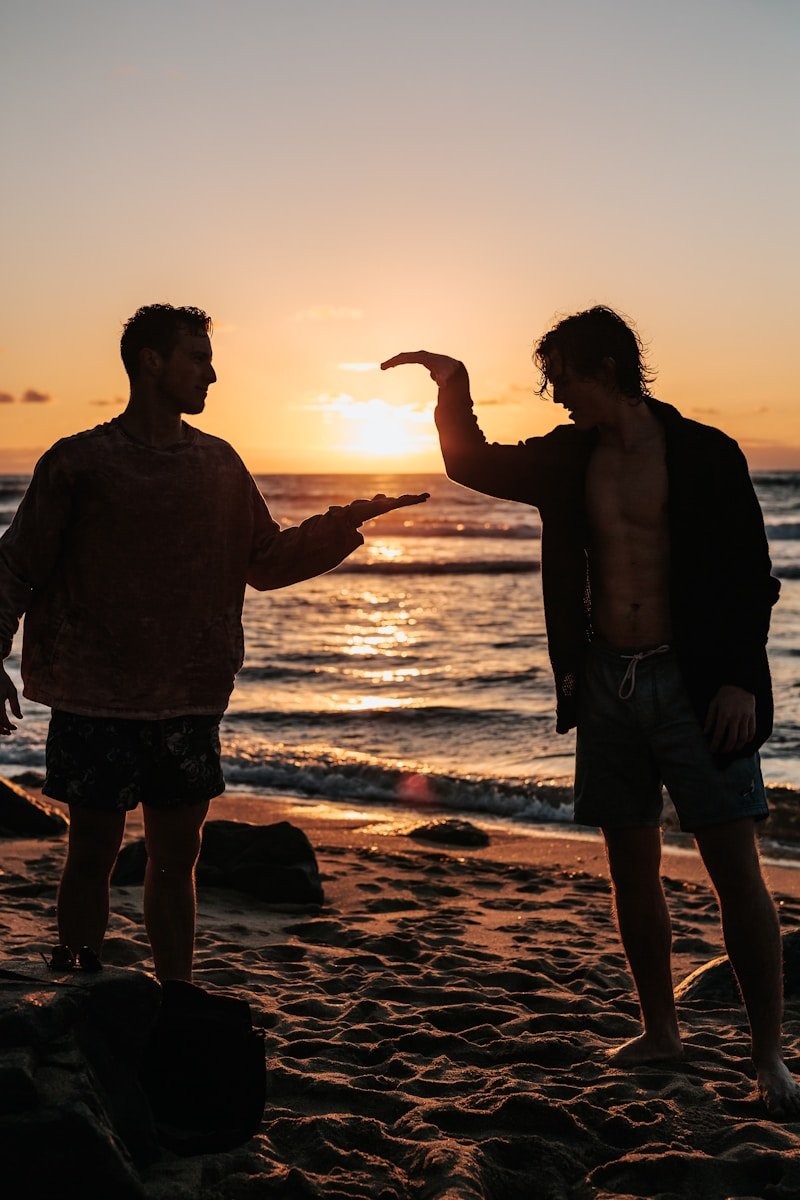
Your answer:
[333,560,539,576]
[228,705,529,727]
[221,742,575,824]
[237,664,316,682]
[0,482,28,500]
[767,523,800,540]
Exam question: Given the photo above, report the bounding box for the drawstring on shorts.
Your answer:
[618,645,671,700]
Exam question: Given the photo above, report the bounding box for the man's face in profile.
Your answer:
[155,329,217,416]
[546,349,610,431]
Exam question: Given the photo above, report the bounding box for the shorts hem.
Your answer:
[43,780,226,812]
[677,805,769,834]
[573,813,662,831]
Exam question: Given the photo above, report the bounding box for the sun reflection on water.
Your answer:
[333,694,413,712]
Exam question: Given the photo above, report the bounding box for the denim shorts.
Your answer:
[573,642,768,833]
[43,710,226,812]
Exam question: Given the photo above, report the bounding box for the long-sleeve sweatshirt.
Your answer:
[0,418,363,718]
[434,364,780,765]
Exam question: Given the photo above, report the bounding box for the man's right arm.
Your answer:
[381,351,551,504]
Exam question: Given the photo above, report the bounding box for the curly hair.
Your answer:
[533,306,655,401]
[120,304,213,382]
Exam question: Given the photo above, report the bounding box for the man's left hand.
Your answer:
[704,685,756,754]
[338,493,430,527]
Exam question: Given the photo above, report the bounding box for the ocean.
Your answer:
[2,470,800,838]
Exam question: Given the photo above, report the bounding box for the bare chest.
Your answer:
[586,441,669,541]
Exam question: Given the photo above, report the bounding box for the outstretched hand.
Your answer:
[0,664,22,736]
[381,351,463,386]
[338,493,429,527]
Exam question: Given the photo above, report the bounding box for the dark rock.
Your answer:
[674,951,740,1005]
[113,819,324,905]
[9,769,46,788]
[407,818,490,848]
[0,961,162,1194]
[675,929,800,1005]
[0,776,68,837]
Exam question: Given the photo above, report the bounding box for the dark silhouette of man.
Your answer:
[382,306,800,1117]
[0,303,426,981]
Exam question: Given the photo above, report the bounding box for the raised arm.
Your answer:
[381,351,553,504]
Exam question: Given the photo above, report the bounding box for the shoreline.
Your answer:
[9,782,800,896]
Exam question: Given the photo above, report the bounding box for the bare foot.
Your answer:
[607,1031,683,1066]
[756,1058,800,1120]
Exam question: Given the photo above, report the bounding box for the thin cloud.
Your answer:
[0,392,14,404]
[302,392,434,423]
[90,397,125,407]
[21,389,52,404]
[691,406,720,415]
[338,362,378,372]
[293,306,364,323]
[478,385,530,407]
[303,393,361,414]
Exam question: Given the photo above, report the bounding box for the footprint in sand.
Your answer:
[283,918,359,948]
[259,943,308,962]
[363,897,421,913]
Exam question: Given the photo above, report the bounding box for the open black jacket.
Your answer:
[435,365,780,764]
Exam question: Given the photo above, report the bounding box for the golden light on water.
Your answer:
[361,667,421,683]
[342,629,411,657]
[362,543,405,564]
[334,694,413,712]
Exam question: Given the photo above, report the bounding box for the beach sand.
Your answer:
[3,789,800,1199]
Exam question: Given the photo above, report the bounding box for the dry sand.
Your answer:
[3,789,800,1199]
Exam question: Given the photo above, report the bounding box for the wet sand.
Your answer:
[3,789,800,1199]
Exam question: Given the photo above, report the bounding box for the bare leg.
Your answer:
[57,807,127,954]
[142,799,209,982]
[695,818,800,1118]
[603,825,683,1064]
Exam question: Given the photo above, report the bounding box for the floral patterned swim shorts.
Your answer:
[43,710,226,811]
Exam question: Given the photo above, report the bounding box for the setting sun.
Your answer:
[344,399,429,458]
[303,394,437,463]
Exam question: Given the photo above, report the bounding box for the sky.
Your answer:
[2,0,799,473]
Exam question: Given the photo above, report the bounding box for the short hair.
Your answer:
[120,304,212,382]
[534,305,655,400]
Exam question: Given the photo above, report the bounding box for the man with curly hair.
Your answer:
[382,306,799,1117]
[0,303,426,982]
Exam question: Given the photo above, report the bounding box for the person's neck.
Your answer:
[119,394,185,449]
[596,395,660,453]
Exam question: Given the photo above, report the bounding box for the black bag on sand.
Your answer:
[138,979,266,1156]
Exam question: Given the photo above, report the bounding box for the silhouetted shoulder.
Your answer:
[647,398,743,457]
[184,426,253,472]
[522,422,592,449]
[28,421,124,476]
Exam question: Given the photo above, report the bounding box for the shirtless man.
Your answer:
[382,305,800,1117]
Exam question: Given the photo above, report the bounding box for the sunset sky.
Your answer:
[2,0,798,473]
